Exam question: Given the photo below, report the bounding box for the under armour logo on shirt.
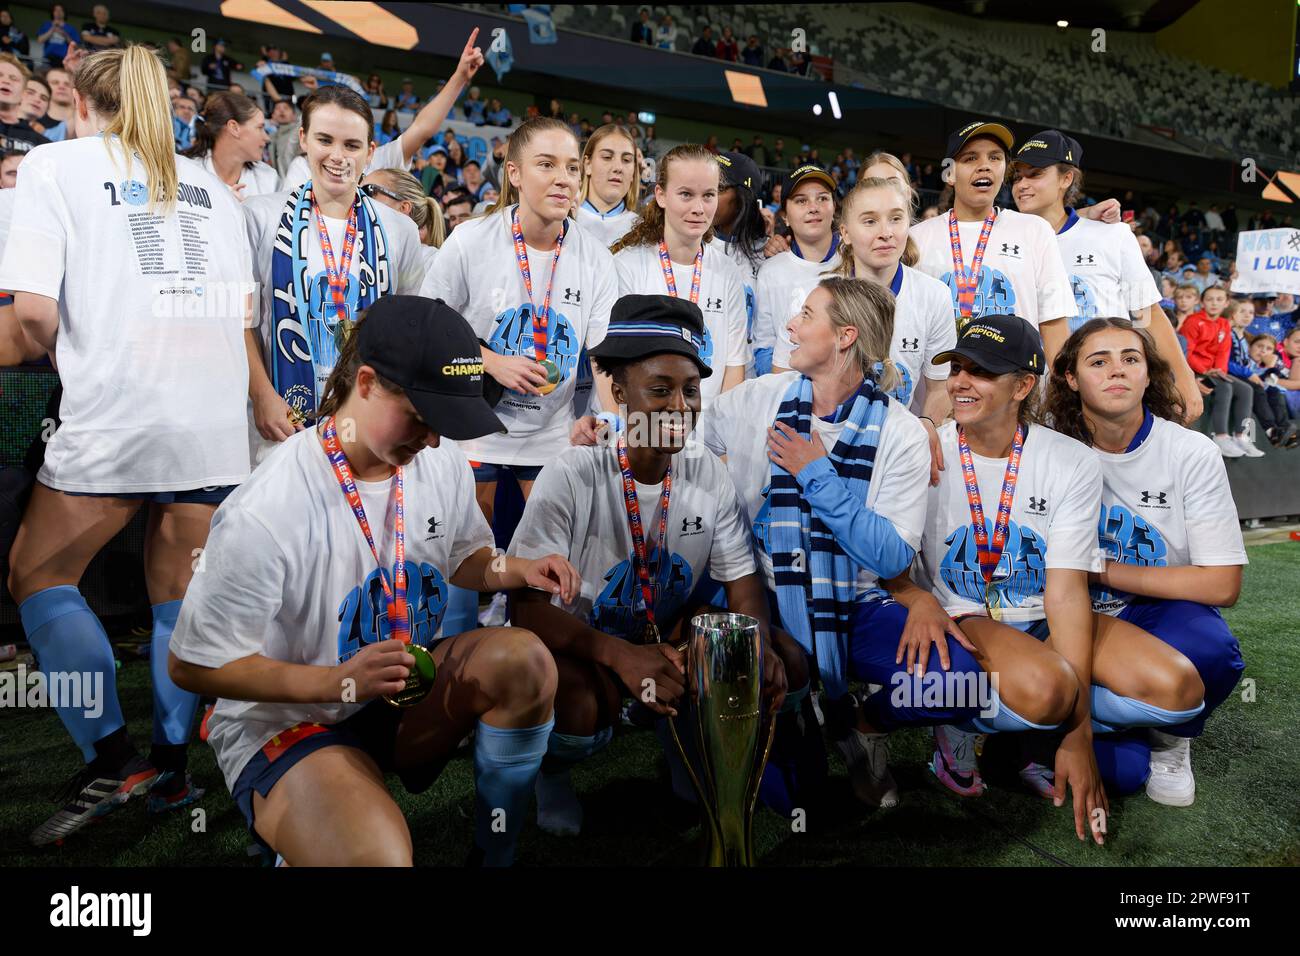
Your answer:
[705,297,723,311]
[1075,254,1095,265]
[563,288,582,303]
[1027,496,1047,514]
[1140,491,1168,505]
[1001,243,1020,256]
[681,516,704,533]
[900,337,919,351]
[426,516,443,539]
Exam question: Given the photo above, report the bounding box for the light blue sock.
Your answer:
[536,727,613,837]
[19,585,125,762]
[961,686,1062,734]
[149,600,200,746]
[474,716,554,866]
[441,585,479,638]
[1089,685,1205,734]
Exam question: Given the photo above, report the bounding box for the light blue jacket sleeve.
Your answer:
[794,457,915,580]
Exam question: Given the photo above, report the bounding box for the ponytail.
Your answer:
[76,45,178,214]
[181,89,261,163]
[367,167,446,247]
[485,116,578,218]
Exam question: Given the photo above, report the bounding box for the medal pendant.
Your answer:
[383,643,437,708]
[537,358,562,396]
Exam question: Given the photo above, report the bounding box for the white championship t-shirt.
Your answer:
[198,154,280,200]
[915,421,1103,623]
[1091,413,1247,614]
[508,442,756,640]
[614,241,750,407]
[279,138,406,194]
[712,235,762,368]
[754,247,840,356]
[697,371,931,596]
[575,201,638,249]
[910,206,1073,330]
[0,140,254,492]
[773,263,957,413]
[243,188,426,465]
[169,427,493,791]
[1054,210,1160,332]
[423,205,617,466]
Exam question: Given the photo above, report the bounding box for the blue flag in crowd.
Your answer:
[521,7,557,44]
[486,26,514,80]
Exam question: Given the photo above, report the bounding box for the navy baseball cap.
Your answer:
[717,151,760,192]
[1015,129,1083,168]
[932,314,1046,376]
[588,294,713,378]
[946,120,1015,159]
[357,296,506,440]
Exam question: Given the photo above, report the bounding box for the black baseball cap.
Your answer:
[1014,129,1083,169]
[782,164,837,206]
[931,314,1046,376]
[946,120,1015,160]
[588,294,713,378]
[717,151,760,192]
[356,296,506,440]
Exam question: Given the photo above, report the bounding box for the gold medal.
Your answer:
[286,405,306,427]
[984,581,1003,624]
[383,643,437,708]
[642,619,661,646]
[537,358,562,396]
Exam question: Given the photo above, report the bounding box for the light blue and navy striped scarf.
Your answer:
[769,373,890,699]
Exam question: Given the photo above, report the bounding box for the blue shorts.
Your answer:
[955,613,1051,641]
[62,485,237,505]
[469,461,543,484]
[230,701,445,856]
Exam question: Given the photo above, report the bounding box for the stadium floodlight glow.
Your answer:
[637,111,655,125]
[1056,19,1069,27]
[813,103,822,115]
[828,91,842,119]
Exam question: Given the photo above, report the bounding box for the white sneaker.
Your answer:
[1213,434,1244,458]
[478,591,508,627]
[1232,434,1265,458]
[835,729,899,809]
[1146,730,1195,807]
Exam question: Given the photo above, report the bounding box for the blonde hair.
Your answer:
[487,116,579,217]
[579,124,641,212]
[816,276,901,393]
[76,46,178,214]
[0,51,31,82]
[861,151,920,267]
[609,143,717,255]
[369,167,446,247]
[834,176,916,278]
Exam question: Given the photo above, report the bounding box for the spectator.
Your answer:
[764,180,782,213]
[484,97,511,126]
[444,137,466,180]
[363,73,387,109]
[1190,255,1219,294]
[0,54,49,153]
[257,52,295,114]
[771,137,787,168]
[1204,203,1226,237]
[692,26,716,58]
[789,48,809,76]
[1136,232,1161,287]
[376,109,401,145]
[630,7,653,46]
[1248,293,1296,340]
[1248,333,1298,445]
[1170,282,1201,337]
[80,4,122,51]
[0,10,30,61]
[741,34,763,67]
[766,47,788,72]
[641,124,657,157]
[36,5,80,67]
[704,133,718,154]
[716,26,739,62]
[462,85,487,125]
[655,14,678,51]
[441,188,475,231]
[21,76,50,134]
[524,103,540,122]
[1270,327,1300,418]
[480,134,505,187]
[265,98,299,179]
[0,148,23,187]
[1183,286,1255,457]
[746,134,767,166]
[1227,301,1293,447]
[419,144,450,198]
[1182,199,1206,232]
[171,94,196,150]
[624,110,643,141]
[1158,275,1177,314]
[460,158,485,200]
[319,51,336,71]
[165,37,191,84]
[567,111,581,138]
[394,77,419,111]
[201,38,242,92]
[1222,203,1239,234]
[546,98,564,120]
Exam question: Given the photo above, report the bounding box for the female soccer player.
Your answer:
[752,165,842,376]
[423,117,618,522]
[697,278,1065,809]
[0,45,254,845]
[1011,129,1202,421]
[774,175,956,485]
[576,123,639,248]
[909,122,1074,365]
[904,315,1204,841]
[510,293,797,835]
[169,297,578,866]
[609,144,749,409]
[181,89,277,200]
[243,85,427,460]
[360,167,446,270]
[1047,316,1246,806]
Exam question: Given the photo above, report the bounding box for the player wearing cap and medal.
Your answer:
[900,315,1204,842]
[509,293,798,836]
[909,121,1075,366]
[710,150,769,370]
[169,297,580,867]
[1011,129,1202,422]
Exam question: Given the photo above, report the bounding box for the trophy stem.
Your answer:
[666,713,724,857]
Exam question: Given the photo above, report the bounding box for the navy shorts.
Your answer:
[954,614,1051,641]
[469,461,543,484]
[62,485,237,505]
[230,701,446,857]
